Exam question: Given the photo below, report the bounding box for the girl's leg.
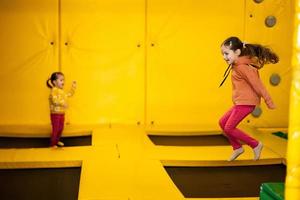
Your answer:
[56,114,65,145]
[219,106,243,149]
[223,105,258,149]
[219,107,234,129]
[50,114,60,146]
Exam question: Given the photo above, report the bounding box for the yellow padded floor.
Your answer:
[0,124,287,200]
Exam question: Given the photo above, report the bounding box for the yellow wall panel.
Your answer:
[146,0,245,129]
[0,0,58,124]
[60,0,145,125]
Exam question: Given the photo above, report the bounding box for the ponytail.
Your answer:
[242,44,279,68]
[46,79,53,88]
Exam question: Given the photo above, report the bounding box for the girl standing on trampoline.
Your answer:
[46,72,76,147]
[219,36,278,161]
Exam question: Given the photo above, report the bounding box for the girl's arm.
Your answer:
[67,81,76,97]
[239,65,275,109]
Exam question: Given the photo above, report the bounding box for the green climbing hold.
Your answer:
[260,182,285,200]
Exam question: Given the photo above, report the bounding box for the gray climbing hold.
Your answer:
[270,73,281,86]
[265,16,277,27]
[253,0,264,3]
[252,107,262,118]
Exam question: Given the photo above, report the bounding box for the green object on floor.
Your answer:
[272,131,288,140]
[260,183,285,200]
[260,191,275,200]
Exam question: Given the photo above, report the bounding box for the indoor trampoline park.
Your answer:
[0,0,299,200]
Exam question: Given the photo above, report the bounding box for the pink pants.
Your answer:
[50,113,65,146]
[219,105,258,150]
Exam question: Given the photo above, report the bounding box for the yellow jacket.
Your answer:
[49,87,75,114]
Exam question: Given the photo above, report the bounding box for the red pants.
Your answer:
[219,105,259,150]
[50,113,65,146]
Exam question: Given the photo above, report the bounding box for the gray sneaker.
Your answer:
[57,141,64,147]
[253,142,263,160]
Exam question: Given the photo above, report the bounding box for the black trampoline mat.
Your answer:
[0,167,81,200]
[149,134,230,146]
[0,135,91,148]
[165,164,286,198]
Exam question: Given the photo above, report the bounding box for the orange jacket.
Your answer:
[231,56,274,107]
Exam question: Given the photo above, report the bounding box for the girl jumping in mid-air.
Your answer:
[219,36,278,161]
[46,72,76,147]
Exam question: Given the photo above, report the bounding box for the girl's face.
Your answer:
[221,45,241,65]
[53,75,65,89]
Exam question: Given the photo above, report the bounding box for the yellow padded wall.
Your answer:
[0,0,294,128]
[146,0,245,130]
[0,0,58,124]
[60,0,145,125]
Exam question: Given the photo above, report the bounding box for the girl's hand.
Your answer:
[64,103,68,109]
[72,81,77,89]
[267,102,276,109]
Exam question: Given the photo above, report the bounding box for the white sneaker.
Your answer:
[228,147,244,161]
[57,141,64,147]
[253,142,263,160]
